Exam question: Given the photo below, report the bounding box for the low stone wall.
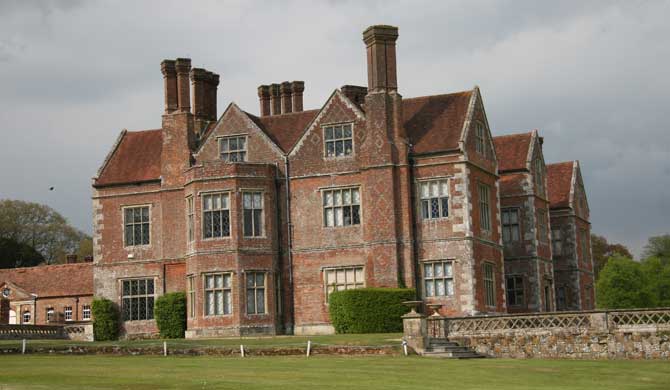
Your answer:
[404,308,670,360]
[0,323,93,342]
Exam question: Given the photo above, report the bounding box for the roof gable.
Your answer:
[94,129,163,187]
[493,132,533,172]
[246,109,320,153]
[547,161,575,209]
[0,263,93,298]
[404,90,473,154]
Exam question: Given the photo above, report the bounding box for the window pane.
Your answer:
[324,191,333,206]
[436,279,445,296]
[431,198,439,218]
[440,181,448,196]
[224,290,232,314]
[215,290,223,315]
[425,281,434,297]
[335,140,344,156]
[325,208,334,227]
[343,124,352,137]
[223,274,231,288]
[256,289,265,314]
[253,193,262,209]
[334,191,342,206]
[335,207,343,226]
[420,183,429,199]
[326,142,335,157]
[206,291,214,315]
[430,182,439,197]
[334,125,343,138]
[247,274,256,288]
[435,264,443,277]
[344,140,353,155]
[243,193,252,209]
[446,280,454,296]
[352,189,360,204]
[256,273,265,287]
[445,263,453,277]
[424,263,433,277]
[253,209,262,236]
[421,201,429,219]
[247,289,255,314]
[343,206,351,226]
[355,267,363,281]
[244,209,253,236]
[325,127,333,140]
[343,189,351,205]
[441,198,449,217]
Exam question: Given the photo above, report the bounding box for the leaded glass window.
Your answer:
[204,273,232,316]
[246,271,266,315]
[502,208,520,243]
[219,136,247,162]
[506,276,524,306]
[483,263,496,307]
[121,279,155,321]
[419,180,449,220]
[324,266,364,301]
[124,206,150,246]
[323,187,360,227]
[324,123,353,157]
[423,261,454,297]
[243,192,263,237]
[203,193,230,239]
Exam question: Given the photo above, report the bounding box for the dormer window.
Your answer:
[219,136,247,162]
[324,124,353,157]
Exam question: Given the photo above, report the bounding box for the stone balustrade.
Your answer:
[403,308,670,359]
[0,322,93,341]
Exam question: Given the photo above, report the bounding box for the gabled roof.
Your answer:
[403,90,473,154]
[493,132,533,172]
[245,109,320,153]
[547,161,575,209]
[499,172,526,196]
[95,129,163,187]
[0,263,93,298]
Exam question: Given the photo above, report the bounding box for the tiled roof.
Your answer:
[493,132,533,172]
[95,129,163,186]
[0,263,93,298]
[403,91,473,154]
[245,109,319,153]
[547,161,575,209]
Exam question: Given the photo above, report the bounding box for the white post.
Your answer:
[240,344,245,358]
[402,340,408,356]
[163,341,167,357]
[22,339,26,355]
[306,340,311,357]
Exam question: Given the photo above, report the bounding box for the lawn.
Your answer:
[0,355,668,389]
[0,333,402,350]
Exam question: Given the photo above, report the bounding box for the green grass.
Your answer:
[0,355,668,389]
[0,333,403,350]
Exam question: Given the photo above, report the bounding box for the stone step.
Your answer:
[422,350,486,359]
[426,346,471,353]
[427,340,460,347]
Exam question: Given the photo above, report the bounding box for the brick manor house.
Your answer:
[91,25,594,337]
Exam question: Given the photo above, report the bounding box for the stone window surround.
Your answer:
[483,261,496,308]
[119,277,157,322]
[501,207,521,243]
[121,204,152,248]
[241,189,265,238]
[322,122,355,159]
[417,177,451,221]
[245,270,268,315]
[506,274,525,307]
[322,265,365,303]
[187,275,196,319]
[478,183,492,232]
[217,134,248,162]
[320,185,362,228]
[203,272,233,317]
[201,191,232,240]
[421,259,455,298]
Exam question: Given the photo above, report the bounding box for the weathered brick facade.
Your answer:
[91,25,590,337]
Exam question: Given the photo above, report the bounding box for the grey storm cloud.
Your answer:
[0,0,668,257]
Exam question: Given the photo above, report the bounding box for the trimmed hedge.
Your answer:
[328,288,415,334]
[154,292,187,339]
[92,298,120,341]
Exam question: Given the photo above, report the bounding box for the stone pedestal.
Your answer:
[402,303,427,354]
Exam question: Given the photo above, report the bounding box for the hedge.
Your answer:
[154,292,187,338]
[92,298,120,341]
[328,288,415,333]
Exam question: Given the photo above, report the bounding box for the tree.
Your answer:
[596,255,655,309]
[641,257,670,307]
[591,234,633,277]
[0,199,90,264]
[642,234,670,265]
[0,237,45,268]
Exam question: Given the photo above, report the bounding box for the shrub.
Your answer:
[328,288,415,334]
[92,298,120,341]
[154,292,187,339]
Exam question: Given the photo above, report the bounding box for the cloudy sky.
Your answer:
[0,0,668,257]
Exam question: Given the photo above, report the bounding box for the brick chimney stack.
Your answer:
[258,85,271,116]
[190,67,208,119]
[291,81,304,112]
[363,25,398,93]
[175,58,192,112]
[341,85,368,107]
[270,83,281,115]
[208,71,220,120]
[161,60,178,114]
[280,81,293,114]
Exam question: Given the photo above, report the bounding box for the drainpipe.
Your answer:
[283,155,294,332]
[408,154,421,302]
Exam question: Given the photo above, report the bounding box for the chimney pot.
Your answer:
[341,85,368,106]
[258,85,271,116]
[291,81,305,112]
[160,60,178,114]
[270,83,281,115]
[175,58,192,112]
[209,72,220,120]
[362,25,399,93]
[280,81,292,114]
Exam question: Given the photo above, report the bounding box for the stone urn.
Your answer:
[402,300,424,316]
[426,303,443,317]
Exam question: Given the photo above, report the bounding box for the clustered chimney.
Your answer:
[363,25,399,93]
[258,81,305,116]
[160,57,220,121]
[65,254,78,264]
